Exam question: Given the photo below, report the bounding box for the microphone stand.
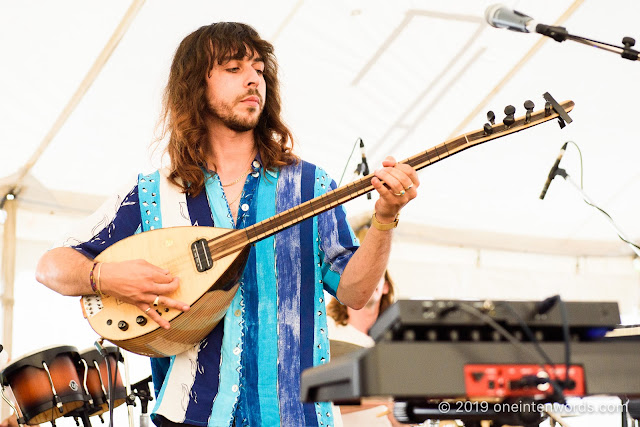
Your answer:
[130,376,153,427]
[121,350,135,427]
[554,167,640,257]
[536,24,639,62]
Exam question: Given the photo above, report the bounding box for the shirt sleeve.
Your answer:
[315,169,359,297]
[54,175,143,259]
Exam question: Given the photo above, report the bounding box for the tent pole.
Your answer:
[1,198,16,421]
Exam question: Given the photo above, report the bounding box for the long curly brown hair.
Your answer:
[160,22,297,196]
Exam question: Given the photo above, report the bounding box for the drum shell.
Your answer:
[1,346,88,425]
[79,347,126,415]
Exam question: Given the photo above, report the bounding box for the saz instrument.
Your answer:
[81,97,574,358]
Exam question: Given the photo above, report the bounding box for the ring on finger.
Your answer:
[404,183,413,191]
[153,295,160,307]
[393,190,405,197]
[144,307,151,314]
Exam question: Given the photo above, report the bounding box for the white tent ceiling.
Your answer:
[2,0,640,257]
[0,3,639,425]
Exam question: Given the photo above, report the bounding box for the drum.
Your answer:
[78,346,126,416]
[0,345,89,425]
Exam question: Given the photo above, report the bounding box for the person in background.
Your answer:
[326,269,395,348]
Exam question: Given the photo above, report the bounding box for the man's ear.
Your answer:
[382,279,389,295]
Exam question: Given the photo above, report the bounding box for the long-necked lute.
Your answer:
[81,98,575,357]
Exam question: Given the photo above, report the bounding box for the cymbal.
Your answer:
[330,340,364,358]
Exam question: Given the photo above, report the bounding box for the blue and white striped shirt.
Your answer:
[65,158,358,427]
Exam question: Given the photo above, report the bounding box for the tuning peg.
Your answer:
[486,110,495,125]
[524,100,534,124]
[623,36,635,48]
[544,101,552,117]
[483,123,493,136]
[503,105,515,127]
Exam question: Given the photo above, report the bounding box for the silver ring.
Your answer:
[404,183,413,191]
[144,307,151,314]
[394,190,405,197]
[153,295,160,307]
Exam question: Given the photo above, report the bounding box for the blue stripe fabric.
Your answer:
[182,181,222,425]
[138,171,162,231]
[137,170,173,423]
[299,162,319,426]
[183,323,224,425]
[251,169,280,425]
[70,162,359,427]
[236,246,260,426]
[205,171,245,427]
[316,169,358,295]
[274,162,305,426]
[187,186,215,227]
[71,186,141,259]
[152,356,176,415]
[312,167,338,426]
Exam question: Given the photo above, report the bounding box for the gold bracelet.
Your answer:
[371,212,399,231]
[96,262,103,296]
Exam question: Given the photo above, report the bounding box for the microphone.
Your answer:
[485,4,537,33]
[539,142,568,200]
[485,4,569,42]
[354,139,372,199]
[358,139,370,176]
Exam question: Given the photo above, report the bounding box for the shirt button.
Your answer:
[252,160,261,168]
[241,203,249,212]
[233,347,241,355]
[231,384,239,393]
[234,309,241,317]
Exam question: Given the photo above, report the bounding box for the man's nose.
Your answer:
[246,69,260,87]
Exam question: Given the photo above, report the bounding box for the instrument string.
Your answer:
[206,102,569,262]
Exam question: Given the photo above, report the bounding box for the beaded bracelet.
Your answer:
[89,262,100,295]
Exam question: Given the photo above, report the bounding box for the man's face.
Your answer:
[205,51,266,132]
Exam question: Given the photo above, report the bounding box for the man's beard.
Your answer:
[207,95,262,132]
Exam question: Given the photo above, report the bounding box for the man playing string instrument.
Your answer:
[36,22,418,427]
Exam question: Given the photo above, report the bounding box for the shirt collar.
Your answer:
[252,153,278,178]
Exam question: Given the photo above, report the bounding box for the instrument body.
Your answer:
[80,99,575,357]
[83,226,249,357]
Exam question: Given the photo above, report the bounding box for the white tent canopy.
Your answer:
[1,1,639,425]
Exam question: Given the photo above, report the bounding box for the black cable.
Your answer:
[498,302,556,366]
[337,137,362,187]
[500,298,572,399]
[566,141,640,252]
[95,340,114,427]
[108,351,117,427]
[557,297,572,390]
[456,302,566,402]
